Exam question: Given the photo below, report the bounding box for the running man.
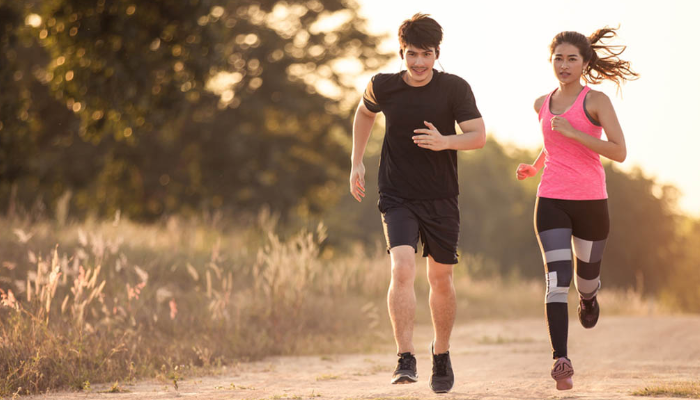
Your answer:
[349,13,485,394]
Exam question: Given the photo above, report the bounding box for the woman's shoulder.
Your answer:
[584,88,613,109]
[534,94,549,113]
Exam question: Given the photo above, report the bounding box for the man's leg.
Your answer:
[427,255,455,354]
[427,255,456,393]
[380,196,420,384]
[388,245,417,354]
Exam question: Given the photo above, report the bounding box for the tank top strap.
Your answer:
[572,86,591,108]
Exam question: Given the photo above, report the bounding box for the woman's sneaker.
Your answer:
[391,352,418,384]
[578,295,600,329]
[551,357,574,390]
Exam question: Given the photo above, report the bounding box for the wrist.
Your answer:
[445,135,455,150]
[567,128,583,139]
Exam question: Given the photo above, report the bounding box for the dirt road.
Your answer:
[26,316,700,400]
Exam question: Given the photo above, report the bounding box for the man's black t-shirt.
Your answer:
[363,70,481,200]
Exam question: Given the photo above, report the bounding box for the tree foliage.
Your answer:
[1,0,389,219]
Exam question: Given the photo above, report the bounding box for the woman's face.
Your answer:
[551,43,588,85]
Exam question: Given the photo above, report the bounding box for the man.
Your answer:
[349,13,485,394]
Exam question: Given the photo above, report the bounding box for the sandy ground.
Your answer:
[25,316,700,400]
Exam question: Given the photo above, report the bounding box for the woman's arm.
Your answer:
[515,95,548,180]
[550,91,627,163]
[516,148,545,180]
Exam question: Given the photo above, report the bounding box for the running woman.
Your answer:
[516,28,638,390]
[349,13,485,393]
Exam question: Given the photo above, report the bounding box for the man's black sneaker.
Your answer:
[578,295,600,329]
[391,352,418,384]
[429,344,454,393]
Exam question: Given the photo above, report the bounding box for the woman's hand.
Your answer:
[516,163,538,180]
[550,116,575,138]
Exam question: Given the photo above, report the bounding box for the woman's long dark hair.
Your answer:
[550,27,639,89]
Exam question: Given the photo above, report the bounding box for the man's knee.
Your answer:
[390,247,416,285]
[427,263,453,291]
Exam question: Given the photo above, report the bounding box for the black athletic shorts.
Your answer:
[378,193,460,265]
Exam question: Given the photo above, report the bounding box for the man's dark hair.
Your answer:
[398,13,443,56]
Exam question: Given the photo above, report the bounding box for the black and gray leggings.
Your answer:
[535,197,609,359]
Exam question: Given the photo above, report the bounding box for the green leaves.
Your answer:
[1,0,390,219]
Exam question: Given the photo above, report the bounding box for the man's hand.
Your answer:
[349,162,366,202]
[412,121,449,151]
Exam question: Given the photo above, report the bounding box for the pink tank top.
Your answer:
[537,86,608,200]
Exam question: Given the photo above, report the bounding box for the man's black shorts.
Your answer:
[378,193,460,265]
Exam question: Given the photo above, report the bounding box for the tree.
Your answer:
[455,138,541,277]
[2,0,389,219]
[604,165,681,293]
[0,2,42,213]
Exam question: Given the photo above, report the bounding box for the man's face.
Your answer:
[402,44,437,86]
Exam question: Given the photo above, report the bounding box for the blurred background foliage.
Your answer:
[1,0,699,306]
[1,0,387,219]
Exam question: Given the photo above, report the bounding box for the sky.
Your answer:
[353,0,700,217]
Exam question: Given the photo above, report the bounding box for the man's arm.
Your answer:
[454,118,486,150]
[412,118,486,151]
[350,101,377,202]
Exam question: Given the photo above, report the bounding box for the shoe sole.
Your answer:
[555,377,573,390]
[430,384,453,393]
[551,360,574,391]
[391,375,418,384]
[581,320,598,329]
[578,307,599,329]
[578,296,600,329]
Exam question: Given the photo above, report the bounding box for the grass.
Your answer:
[99,381,130,393]
[0,214,386,396]
[0,213,668,396]
[633,381,700,398]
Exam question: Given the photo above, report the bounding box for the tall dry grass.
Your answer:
[0,211,667,396]
[0,212,390,396]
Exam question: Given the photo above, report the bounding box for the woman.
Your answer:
[516,27,638,390]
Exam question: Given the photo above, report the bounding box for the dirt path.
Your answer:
[26,316,700,400]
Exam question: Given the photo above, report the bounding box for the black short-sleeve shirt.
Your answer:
[363,70,481,200]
